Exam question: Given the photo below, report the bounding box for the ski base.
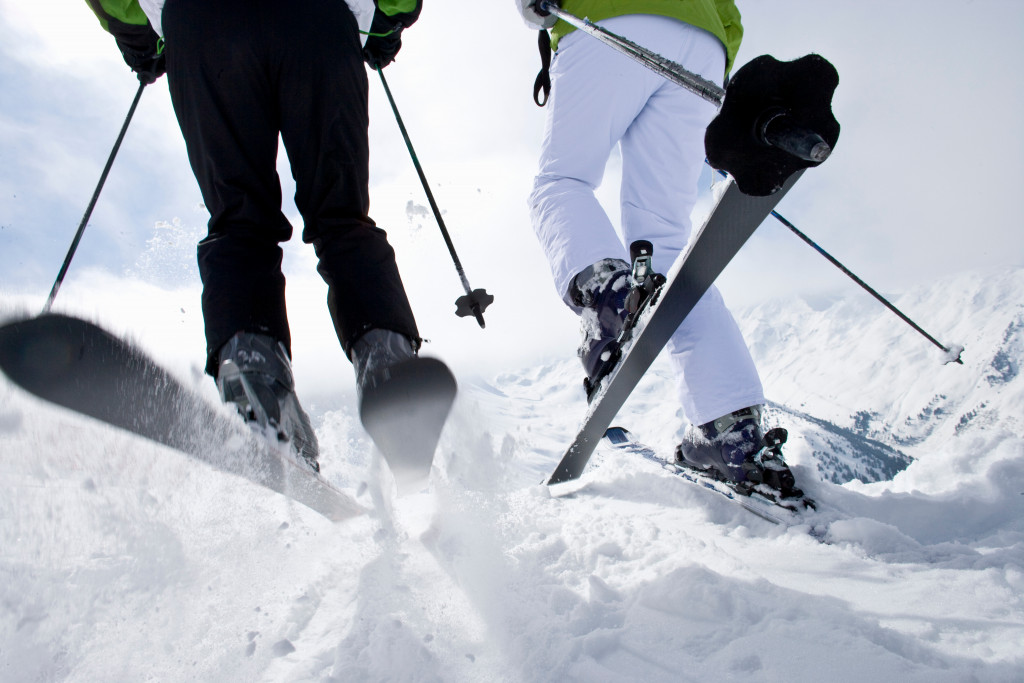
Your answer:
[0,313,364,522]
[359,357,457,492]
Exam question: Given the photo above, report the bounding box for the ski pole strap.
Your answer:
[533,29,552,106]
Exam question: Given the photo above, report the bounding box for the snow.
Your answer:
[2,267,1024,681]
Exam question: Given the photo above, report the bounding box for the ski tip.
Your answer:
[359,357,457,485]
[0,313,106,396]
[359,357,457,423]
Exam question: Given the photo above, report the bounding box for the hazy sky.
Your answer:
[2,1,1022,392]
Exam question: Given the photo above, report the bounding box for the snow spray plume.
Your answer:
[374,66,493,329]
[43,80,149,314]
[536,2,839,197]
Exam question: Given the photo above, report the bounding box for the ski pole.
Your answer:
[535,1,834,174]
[772,210,964,364]
[43,80,148,314]
[537,6,944,359]
[537,1,725,105]
[709,168,964,364]
[375,65,493,328]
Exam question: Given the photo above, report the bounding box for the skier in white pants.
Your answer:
[517,1,802,498]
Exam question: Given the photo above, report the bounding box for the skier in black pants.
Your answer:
[87,0,436,471]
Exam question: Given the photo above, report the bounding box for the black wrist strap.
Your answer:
[533,29,552,107]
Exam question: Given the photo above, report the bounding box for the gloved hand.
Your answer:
[516,0,558,30]
[119,44,166,84]
[363,2,422,69]
[363,23,402,68]
[112,23,165,84]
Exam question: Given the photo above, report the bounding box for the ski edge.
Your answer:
[603,426,799,526]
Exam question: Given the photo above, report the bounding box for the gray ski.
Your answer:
[0,314,365,521]
[604,427,808,524]
[359,356,457,492]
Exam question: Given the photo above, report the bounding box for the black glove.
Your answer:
[110,20,166,84]
[363,23,402,69]
[363,2,422,69]
[119,44,166,84]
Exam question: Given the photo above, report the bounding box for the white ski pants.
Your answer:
[529,14,765,426]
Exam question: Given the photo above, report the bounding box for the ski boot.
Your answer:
[675,405,803,499]
[216,332,320,471]
[571,257,630,399]
[351,328,417,401]
[572,241,666,401]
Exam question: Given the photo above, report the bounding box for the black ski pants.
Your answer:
[163,0,419,376]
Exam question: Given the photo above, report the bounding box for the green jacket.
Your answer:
[83,0,423,37]
[84,0,149,31]
[84,0,161,77]
[84,0,422,79]
[551,0,743,75]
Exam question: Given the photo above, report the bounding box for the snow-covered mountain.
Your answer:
[762,402,913,485]
[740,266,1024,489]
[1,267,1022,681]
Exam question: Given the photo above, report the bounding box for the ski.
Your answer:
[0,313,365,522]
[359,356,457,493]
[603,427,804,525]
[547,171,803,485]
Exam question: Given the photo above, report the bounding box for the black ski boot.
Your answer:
[217,332,320,471]
[675,406,802,499]
[351,328,417,401]
[570,258,631,398]
[572,242,666,400]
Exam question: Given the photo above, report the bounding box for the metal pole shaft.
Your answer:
[43,80,148,313]
[539,2,725,105]
[376,66,487,328]
[769,209,963,363]
[705,166,960,362]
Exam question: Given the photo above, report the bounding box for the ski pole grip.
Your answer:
[705,54,839,196]
[759,109,832,163]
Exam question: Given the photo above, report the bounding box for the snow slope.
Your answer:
[1,267,1023,682]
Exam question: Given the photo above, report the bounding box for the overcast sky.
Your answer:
[1,1,1022,394]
